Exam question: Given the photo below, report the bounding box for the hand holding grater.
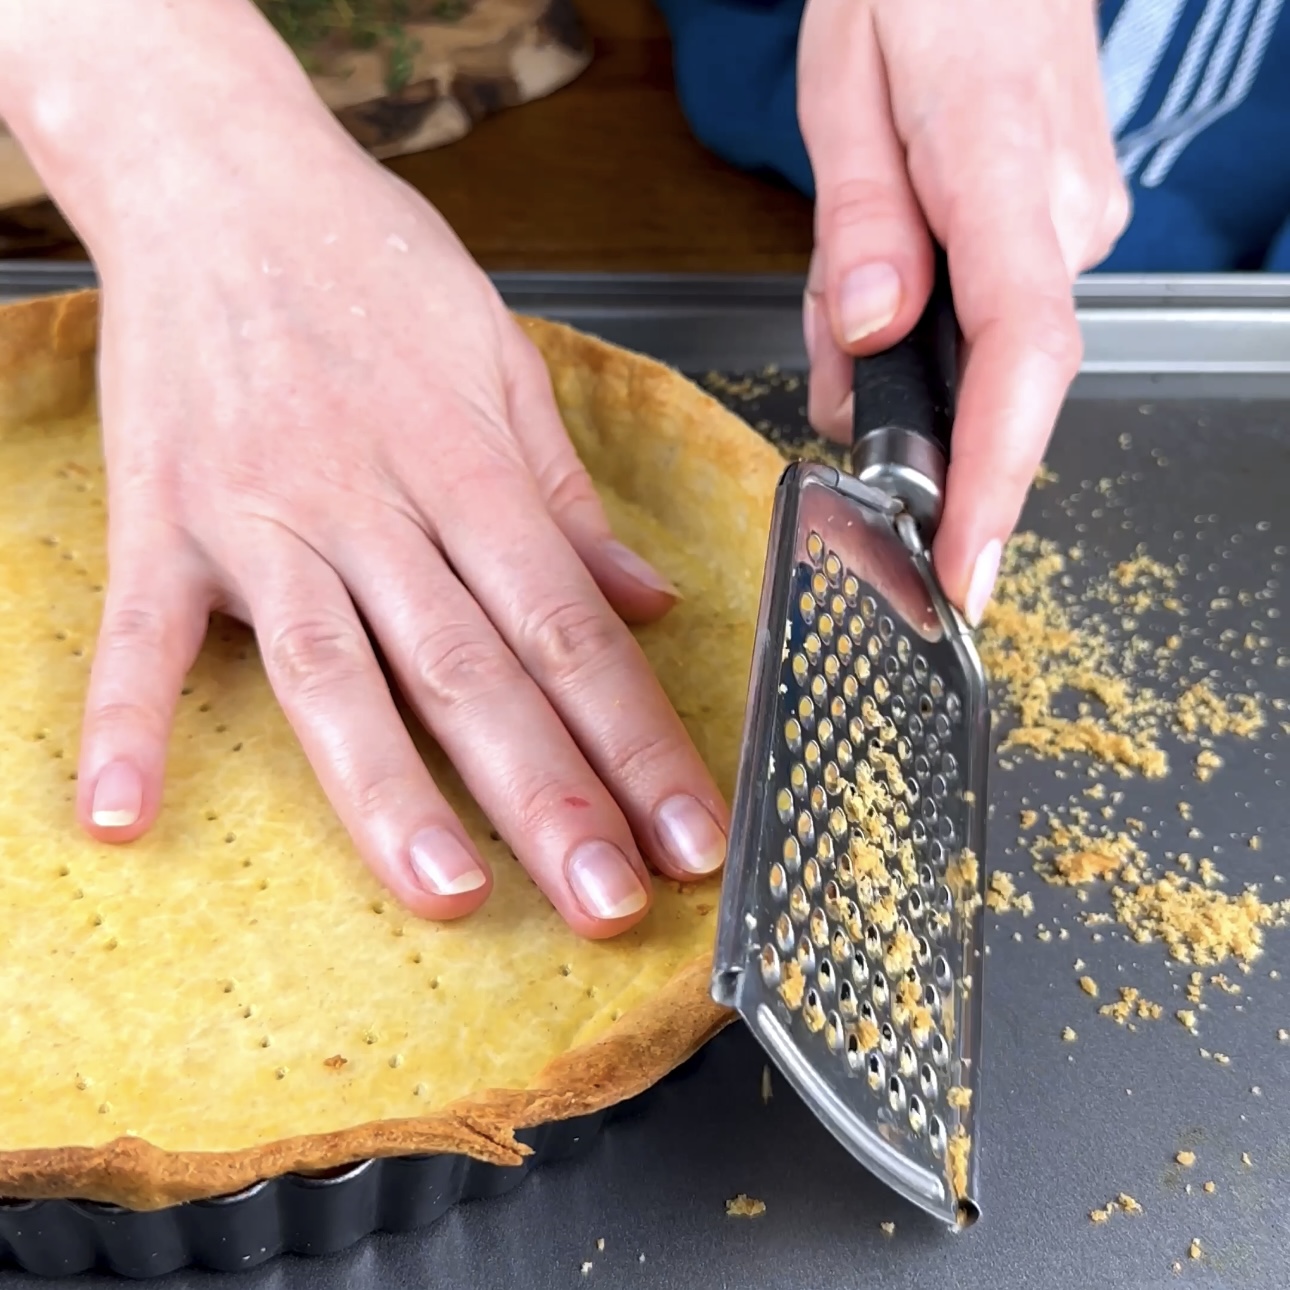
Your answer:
[712,254,991,1230]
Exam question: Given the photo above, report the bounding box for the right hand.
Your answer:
[797,0,1128,625]
[38,27,730,940]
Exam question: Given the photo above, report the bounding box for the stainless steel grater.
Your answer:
[712,255,991,1230]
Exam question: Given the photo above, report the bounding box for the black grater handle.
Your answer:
[850,248,959,537]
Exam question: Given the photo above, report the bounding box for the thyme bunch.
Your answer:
[259,0,467,93]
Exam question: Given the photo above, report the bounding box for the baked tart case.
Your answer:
[0,290,785,1273]
[0,1057,708,1278]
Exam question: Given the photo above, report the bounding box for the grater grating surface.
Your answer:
[713,258,991,1230]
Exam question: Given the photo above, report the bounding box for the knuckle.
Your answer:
[1103,176,1132,241]
[84,697,166,740]
[818,176,911,238]
[512,331,553,384]
[1054,155,1129,269]
[537,457,600,523]
[264,615,370,701]
[100,603,172,657]
[347,764,421,823]
[604,728,679,793]
[408,626,518,710]
[508,772,570,840]
[1028,300,1084,378]
[519,597,621,681]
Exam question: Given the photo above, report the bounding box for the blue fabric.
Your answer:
[653,0,1290,272]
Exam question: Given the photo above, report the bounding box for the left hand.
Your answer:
[796,0,1128,625]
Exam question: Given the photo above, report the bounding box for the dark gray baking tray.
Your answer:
[0,265,1287,1289]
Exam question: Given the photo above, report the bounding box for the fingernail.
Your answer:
[409,827,487,896]
[655,795,726,875]
[839,262,901,344]
[604,541,678,598]
[91,760,143,828]
[965,538,1003,628]
[567,841,649,921]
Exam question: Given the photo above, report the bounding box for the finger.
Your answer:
[505,334,680,627]
[77,520,213,843]
[912,99,1083,624]
[1046,10,1131,274]
[798,0,935,357]
[1049,150,1131,278]
[240,530,495,923]
[332,519,655,941]
[427,467,730,885]
[803,247,856,444]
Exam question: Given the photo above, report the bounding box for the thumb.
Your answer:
[798,0,935,355]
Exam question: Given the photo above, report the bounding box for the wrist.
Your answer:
[0,0,359,260]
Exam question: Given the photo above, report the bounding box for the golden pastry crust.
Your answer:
[0,289,786,1211]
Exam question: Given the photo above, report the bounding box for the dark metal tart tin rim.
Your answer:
[0,1050,707,1279]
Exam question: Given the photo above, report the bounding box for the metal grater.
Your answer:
[712,255,991,1230]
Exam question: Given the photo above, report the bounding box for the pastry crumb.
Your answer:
[1175,1150,1196,1167]
[1090,1206,1112,1224]
[580,1261,592,1276]
[778,961,805,1010]
[1241,1152,1253,1167]
[725,1194,766,1218]
[1203,1181,1216,1194]
[1188,1239,1202,1261]
[1118,1193,1143,1215]
[1078,975,1099,998]
[596,1238,604,1252]
[947,1126,971,1200]
[1098,985,1162,1025]
[1062,1026,1078,1042]
[880,1221,895,1236]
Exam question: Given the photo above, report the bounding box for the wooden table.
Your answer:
[12,0,814,275]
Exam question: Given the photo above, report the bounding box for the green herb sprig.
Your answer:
[259,0,467,94]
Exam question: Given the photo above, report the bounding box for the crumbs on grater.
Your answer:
[947,1127,971,1201]
[725,1194,766,1218]
[778,960,805,1010]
